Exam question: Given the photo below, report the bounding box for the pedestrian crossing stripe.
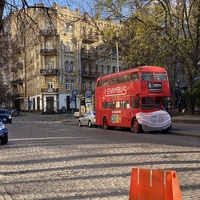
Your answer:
[12,121,61,124]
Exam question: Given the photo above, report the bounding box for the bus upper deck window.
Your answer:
[130,73,139,81]
[124,75,130,82]
[103,79,108,86]
[97,80,102,87]
[155,73,167,81]
[116,76,122,84]
[109,78,115,85]
[141,73,153,81]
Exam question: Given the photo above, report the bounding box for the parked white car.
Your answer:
[74,112,80,118]
[78,111,96,127]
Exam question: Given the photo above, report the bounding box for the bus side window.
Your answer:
[130,97,135,108]
[97,80,102,87]
[123,101,129,108]
[109,102,115,109]
[103,79,108,86]
[130,73,138,81]
[135,95,140,108]
[124,75,130,82]
[102,102,108,109]
[116,100,121,108]
[109,78,115,85]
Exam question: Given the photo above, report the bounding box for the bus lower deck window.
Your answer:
[109,102,115,109]
[102,102,108,109]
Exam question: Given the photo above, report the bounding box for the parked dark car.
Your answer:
[0,120,8,144]
[0,110,12,123]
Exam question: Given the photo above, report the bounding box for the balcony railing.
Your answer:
[40,69,59,75]
[82,35,99,44]
[81,51,97,60]
[11,78,24,85]
[39,29,57,36]
[82,71,100,78]
[40,49,57,55]
[41,88,59,93]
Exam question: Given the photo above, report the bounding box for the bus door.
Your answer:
[130,95,140,117]
[121,100,130,127]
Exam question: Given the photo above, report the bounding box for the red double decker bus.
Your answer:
[95,66,171,133]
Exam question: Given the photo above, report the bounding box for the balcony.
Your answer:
[11,78,24,85]
[81,51,97,60]
[40,69,59,75]
[82,71,100,78]
[40,49,57,55]
[39,29,57,36]
[82,35,99,44]
[41,88,59,93]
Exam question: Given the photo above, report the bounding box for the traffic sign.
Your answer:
[72,90,78,96]
[29,100,33,105]
[85,91,91,98]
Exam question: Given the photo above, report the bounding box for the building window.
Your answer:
[95,64,98,73]
[65,61,69,71]
[107,65,110,74]
[81,27,86,37]
[47,60,53,69]
[101,65,104,74]
[70,61,73,72]
[63,23,68,33]
[88,28,92,38]
[112,66,115,73]
[89,63,92,74]
[83,81,86,91]
[89,81,92,91]
[48,81,53,89]
[66,80,70,90]
[69,24,74,34]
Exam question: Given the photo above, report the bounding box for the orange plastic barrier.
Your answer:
[129,168,182,200]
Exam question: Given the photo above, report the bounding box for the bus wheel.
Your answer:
[132,119,142,133]
[102,117,108,130]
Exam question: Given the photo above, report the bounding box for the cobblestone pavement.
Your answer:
[0,113,200,200]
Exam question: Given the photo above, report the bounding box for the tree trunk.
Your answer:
[187,100,195,115]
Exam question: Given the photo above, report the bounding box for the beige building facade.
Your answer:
[7,3,122,114]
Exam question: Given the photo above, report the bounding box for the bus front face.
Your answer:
[140,71,170,109]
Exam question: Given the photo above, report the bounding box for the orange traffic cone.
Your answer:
[129,168,182,200]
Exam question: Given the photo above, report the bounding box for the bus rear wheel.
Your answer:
[102,117,108,130]
[132,119,142,133]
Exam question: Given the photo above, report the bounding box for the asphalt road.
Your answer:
[0,116,200,200]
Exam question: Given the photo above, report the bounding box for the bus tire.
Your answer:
[102,117,108,130]
[132,119,143,133]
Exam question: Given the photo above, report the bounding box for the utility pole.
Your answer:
[116,32,119,72]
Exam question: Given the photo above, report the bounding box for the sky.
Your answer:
[4,0,95,17]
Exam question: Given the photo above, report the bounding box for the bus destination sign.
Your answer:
[148,82,162,91]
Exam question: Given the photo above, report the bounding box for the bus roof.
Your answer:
[97,66,167,80]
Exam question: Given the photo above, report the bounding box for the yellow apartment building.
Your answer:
[7,3,122,114]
